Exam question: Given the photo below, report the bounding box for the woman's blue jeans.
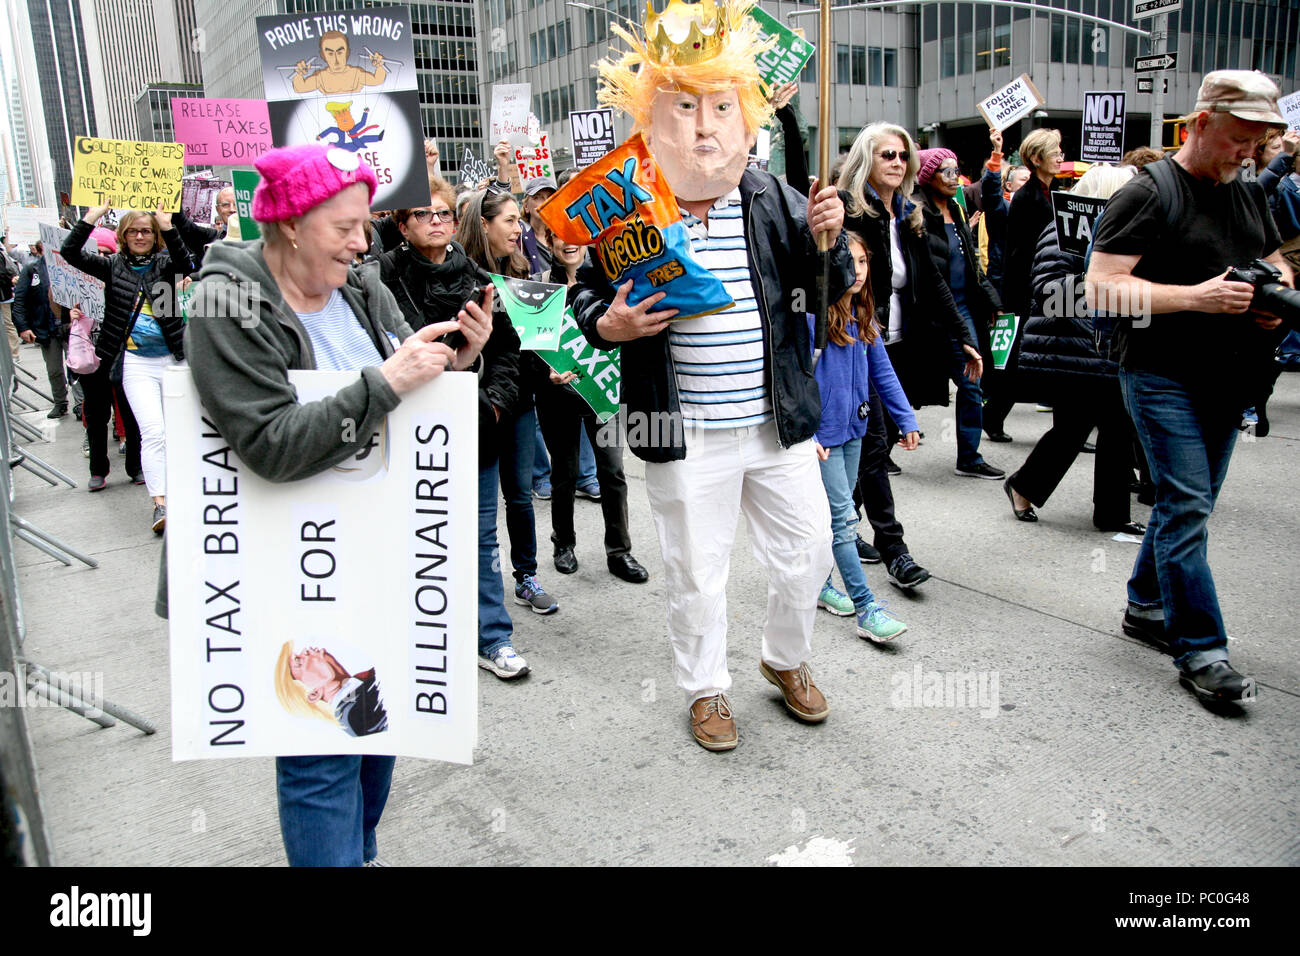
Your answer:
[276,754,396,866]
[499,409,539,583]
[818,438,877,611]
[479,459,514,657]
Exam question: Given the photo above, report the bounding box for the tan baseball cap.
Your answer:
[1193,70,1286,126]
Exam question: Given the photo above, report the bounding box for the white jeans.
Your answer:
[644,421,833,704]
[121,352,178,497]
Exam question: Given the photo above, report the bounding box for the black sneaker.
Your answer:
[46,403,67,419]
[955,462,1006,480]
[1121,611,1170,654]
[884,457,902,476]
[855,536,882,564]
[1179,661,1256,703]
[887,553,930,589]
[985,429,1013,443]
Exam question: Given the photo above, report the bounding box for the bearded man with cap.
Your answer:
[1086,70,1295,704]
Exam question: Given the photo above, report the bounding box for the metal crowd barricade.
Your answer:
[0,342,77,490]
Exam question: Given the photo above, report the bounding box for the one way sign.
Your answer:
[1137,76,1169,94]
[1134,53,1178,73]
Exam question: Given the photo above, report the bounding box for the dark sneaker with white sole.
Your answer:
[1179,661,1256,703]
[151,504,166,534]
[855,536,882,564]
[955,462,1006,479]
[887,553,930,589]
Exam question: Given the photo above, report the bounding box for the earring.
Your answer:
[291,238,299,250]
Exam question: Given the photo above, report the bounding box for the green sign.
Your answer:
[749,7,815,88]
[491,274,566,351]
[990,313,1019,370]
[534,308,621,423]
[231,168,260,240]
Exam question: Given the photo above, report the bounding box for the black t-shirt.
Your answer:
[1093,160,1281,387]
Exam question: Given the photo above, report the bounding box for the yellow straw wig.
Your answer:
[597,1,776,135]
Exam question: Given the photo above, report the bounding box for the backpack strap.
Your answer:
[1144,158,1184,233]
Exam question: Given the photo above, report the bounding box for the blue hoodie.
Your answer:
[809,313,917,449]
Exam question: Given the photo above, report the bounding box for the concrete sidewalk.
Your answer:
[13,344,1299,866]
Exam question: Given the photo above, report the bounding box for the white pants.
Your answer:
[121,352,178,497]
[644,421,833,704]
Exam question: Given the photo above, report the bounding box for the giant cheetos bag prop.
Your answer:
[537,133,733,321]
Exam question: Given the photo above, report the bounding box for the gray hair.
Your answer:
[1069,163,1136,201]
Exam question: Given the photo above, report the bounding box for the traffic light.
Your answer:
[1163,118,1188,152]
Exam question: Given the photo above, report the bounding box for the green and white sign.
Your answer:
[490,274,566,351]
[230,168,261,240]
[534,308,621,423]
[749,7,815,88]
[990,313,1020,370]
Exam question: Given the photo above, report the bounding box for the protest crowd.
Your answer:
[2,0,1297,867]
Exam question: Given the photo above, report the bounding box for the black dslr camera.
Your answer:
[1225,259,1300,328]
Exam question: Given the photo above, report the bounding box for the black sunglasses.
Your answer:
[877,149,910,162]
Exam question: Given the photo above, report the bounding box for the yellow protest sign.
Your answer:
[72,137,185,211]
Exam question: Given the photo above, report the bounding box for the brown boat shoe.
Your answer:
[760,660,829,723]
[689,693,738,751]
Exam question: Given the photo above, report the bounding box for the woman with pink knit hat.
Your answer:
[178,143,496,866]
[914,146,1006,481]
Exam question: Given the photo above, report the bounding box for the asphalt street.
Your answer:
[13,344,1299,866]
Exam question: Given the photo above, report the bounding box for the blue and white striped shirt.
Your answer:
[669,189,771,429]
[295,289,385,371]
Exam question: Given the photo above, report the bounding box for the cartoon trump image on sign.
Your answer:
[276,642,389,738]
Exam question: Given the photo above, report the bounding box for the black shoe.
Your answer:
[46,403,67,419]
[553,545,578,574]
[607,553,648,583]
[887,553,930,589]
[855,536,882,564]
[884,457,902,476]
[1121,611,1170,654]
[1003,478,1037,522]
[955,461,1006,480]
[1081,442,1096,454]
[985,429,1013,443]
[1179,661,1256,703]
[1099,521,1146,536]
[71,402,82,419]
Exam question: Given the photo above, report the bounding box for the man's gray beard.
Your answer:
[1218,162,1243,185]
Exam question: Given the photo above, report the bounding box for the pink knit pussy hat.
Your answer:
[251,144,379,222]
[917,148,958,187]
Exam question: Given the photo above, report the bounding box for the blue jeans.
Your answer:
[950,306,985,469]
[818,438,877,611]
[498,409,539,582]
[1120,368,1236,670]
[276,754,395,866]
[532,420,550,488]
[479,460,514,657]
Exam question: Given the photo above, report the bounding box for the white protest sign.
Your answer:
[490,83,532,148]
[38,223,105,325]
[1081,91,1126,163]
[5,207,59,245]
[977,74,1045,132]
[569,108,616,167]
[165,368,478,762]
[1280,90,1300,132]
[515,131,553,183]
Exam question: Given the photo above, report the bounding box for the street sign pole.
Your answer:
[1149,13,1167,148]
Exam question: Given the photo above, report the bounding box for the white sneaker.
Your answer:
[479,645,530,680]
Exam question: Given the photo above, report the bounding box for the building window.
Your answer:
[800,50,816,83]
[836,44,866,85]
[867,47,898,86]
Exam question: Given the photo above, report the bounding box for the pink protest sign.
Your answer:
[170,98,273,165]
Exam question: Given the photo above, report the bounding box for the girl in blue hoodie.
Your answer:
[812,232,920,642]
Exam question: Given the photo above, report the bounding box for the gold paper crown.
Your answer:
[645,0,734,67]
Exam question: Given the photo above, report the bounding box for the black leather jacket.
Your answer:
[573,168,854,463]
[916,188,1003,365]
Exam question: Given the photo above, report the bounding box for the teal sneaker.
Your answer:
[817,583,855,616]
[856,601,907,643]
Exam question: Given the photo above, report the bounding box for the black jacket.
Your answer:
[916,188,1003,366]
[60,219,194,363]
[843,186,976,408]
[173,209,226,264]
[1017,223,1116,402]
[574,168,855,463]
[12,260,62,341]
[1002,175,1057,318]
[979,164,1012,291]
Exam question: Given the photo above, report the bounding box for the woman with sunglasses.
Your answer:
[914,148,1005,481]
[837,123,982,589]
[61,206,195,532]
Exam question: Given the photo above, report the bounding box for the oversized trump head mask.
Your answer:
[598,0,774,202]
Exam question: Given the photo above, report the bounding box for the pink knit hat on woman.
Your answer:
[251,144,379,222]
[916,148,958,187]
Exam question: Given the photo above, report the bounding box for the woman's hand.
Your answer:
[770,81,798,111]
[897,431,920,451]
[84,205,110,224]
[154,207,173,231]
[814,441,829,462]
[424,139,440,168]
[962,344,983,381]
[989,127,1003,152]
[493,139,512,176]
[381,321,458,394]
[549,369,578,385]
[450,286,493,371]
